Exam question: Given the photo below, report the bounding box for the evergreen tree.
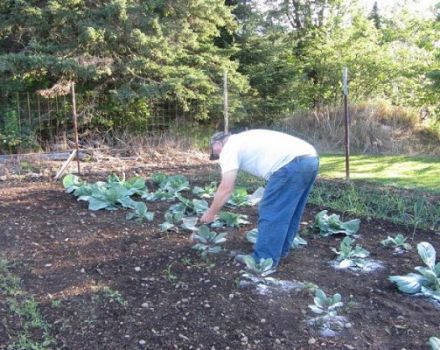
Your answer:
[368,1,382,29]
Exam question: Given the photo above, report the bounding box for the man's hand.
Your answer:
[200,170,237,224]
[200,211,216,224]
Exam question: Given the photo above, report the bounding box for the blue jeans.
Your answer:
[254,155,319,266]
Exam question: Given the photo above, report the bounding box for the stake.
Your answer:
[343,67,350,181]
[71,83,80,174]
[223,71,229,133]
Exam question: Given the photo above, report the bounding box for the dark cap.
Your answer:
[209,131,230,160]
[210,131,230,145]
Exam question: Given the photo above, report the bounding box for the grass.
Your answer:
[319,154,440,193]
[0,258,55,350]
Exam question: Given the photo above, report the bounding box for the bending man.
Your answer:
[200,129,319,267]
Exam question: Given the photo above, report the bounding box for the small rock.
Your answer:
[260,319,266,323]
[139,339,146,345]
[345,323,352,328]
[308,338,316,345]
[134,266,141,272]
[275,339,281,345]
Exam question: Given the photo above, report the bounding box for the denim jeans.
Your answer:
[254,155,319,266]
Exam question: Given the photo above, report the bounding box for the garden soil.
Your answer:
[0,170,439,350]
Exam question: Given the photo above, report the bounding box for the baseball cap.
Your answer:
[209,131,230,160]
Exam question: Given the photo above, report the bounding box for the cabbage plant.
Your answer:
[307,288,346,336]
[389,242,440,301]
[192,182,217,198]
[315,210,360,236]
[126,202,154,222]
[211,211,250,228]
[146,173,190,201]
[309,288,344,317]
[246,228,307,249]
[381,234,412,252]
[192,225,227,257]
[63,174,149,210]
[169,194,208,216]
[227,187,249,207]
[430,337,440,350]
[160,211,184,232]
[240,256,277,285]
[332,237,370,268]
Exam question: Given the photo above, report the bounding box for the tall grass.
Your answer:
[275,100,440,156]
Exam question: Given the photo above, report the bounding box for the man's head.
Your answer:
[209,131,230,160]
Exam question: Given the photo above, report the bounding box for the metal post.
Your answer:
[223,71,229,133]
[71,83,80,174]
[343,67,350,181]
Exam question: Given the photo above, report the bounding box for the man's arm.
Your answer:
[200,170,237,223]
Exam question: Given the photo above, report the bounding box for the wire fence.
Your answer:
[0,92,216,154]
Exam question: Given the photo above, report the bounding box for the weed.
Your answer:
[163,263,178,283]
[101,287,128,306]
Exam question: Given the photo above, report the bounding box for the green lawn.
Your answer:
[319,154,440,193]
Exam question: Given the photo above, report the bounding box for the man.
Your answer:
[200,129,319,267]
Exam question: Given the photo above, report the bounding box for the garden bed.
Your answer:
[0,172,439,349]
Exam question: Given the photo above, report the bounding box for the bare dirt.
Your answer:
[0,166,439,350]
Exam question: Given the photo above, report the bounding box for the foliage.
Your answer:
[227,187,249,207]
[240,256,277,285]
[307,287,346,336]
[145,173,190,201]
[160,211,184,232]
[126,202,154,223]
[0,0,248,127]
[308,288,344,317]
[169,194,208,217]
[430,337,440,350]
[192,225,227,257]
[192,182,218,199]
[331,237,370,269]
[211,211,249,228]
[246,228,307,250]
[314,210,361,237]
[381,234,412,252]
[389,242,440,301]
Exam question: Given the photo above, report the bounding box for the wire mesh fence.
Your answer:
[0,92,218,154]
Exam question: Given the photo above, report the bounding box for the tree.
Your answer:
[368,1,381,29]
[0,0,249,129]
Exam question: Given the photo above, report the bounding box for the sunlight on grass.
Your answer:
[319,154,440,193]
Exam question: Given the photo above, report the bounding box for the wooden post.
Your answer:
[27,93,31,126]
[343,67,350,181]
[223,71,229,133]
[37,94,41,134]
[16,93,21,134]
[71,83,81,174]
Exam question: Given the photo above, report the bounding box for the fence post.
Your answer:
[343,67,350,181]
[71,83,81,174]
[16,93,21,134]
[27,93,31,127]
[223,70,229,133]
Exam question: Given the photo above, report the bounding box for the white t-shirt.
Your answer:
[219,129,317,180]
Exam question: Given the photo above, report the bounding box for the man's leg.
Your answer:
[280,169,317,257]
[254,165,306,266]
